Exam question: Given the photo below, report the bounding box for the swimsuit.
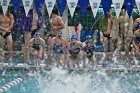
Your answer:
[0,32,11,39]
[103,33,111,40]
[84,41,94,58]
[69,43,80,57]
[53,44,63,53]
[31,39,41,50]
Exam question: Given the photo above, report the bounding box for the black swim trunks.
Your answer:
[31,29,38,36]
[103,34,111,40]
[0,32,11,39]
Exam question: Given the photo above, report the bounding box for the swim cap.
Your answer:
[35,31,40,35]
[86,35,92,39]
[57,29,62,33]
[71,34,77,40]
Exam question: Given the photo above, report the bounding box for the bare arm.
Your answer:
[100,31,104,43]
[48,37,55,50]
[57,16,65,30]
[51,16,65,31]
[133,32,139,50]
[40,38,46,49]
[134,38,139,50]
[29,38,34,47]
[124,13,133,31]
[6,14,14,32]
[0,14,14,32]
[0,26,6,31]
[134,18,139,28]
[129,16,133,31]
[32,9,38,30]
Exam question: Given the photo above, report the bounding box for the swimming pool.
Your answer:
[1,54,140,93]
[1,67,140,93]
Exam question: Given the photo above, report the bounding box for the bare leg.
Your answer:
[52,53,58,67]
[67,55,74,68]
[93,54,97,68]
[109,38,113,62]
[83,53,87,68]
[0,48,4,65]
[24,32,31,64]
[135,48,140,60]
[30,48,39,66]
[45,50,52,67]
[60,54,65,66]
[103,37,108,63]
[6,34,13,64]
[37,47,44,66]
[0,36,5,64]
[125,37,133,63]
[117,37,122,61]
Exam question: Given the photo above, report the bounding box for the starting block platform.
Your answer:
[0,63,51,72]
[1,63,140,73]
[104,67,140,73]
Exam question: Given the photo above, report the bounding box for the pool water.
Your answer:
[1,67,140,93]
[1,54,140,93]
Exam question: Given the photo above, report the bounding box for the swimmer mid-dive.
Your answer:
[49,30,67,67]
[83,35,97,69]
[67,34,83,68]
[29,31,46,66]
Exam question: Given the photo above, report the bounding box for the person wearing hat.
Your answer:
[67,34,83,68]
[49,30,67,67]
[83,35,97,69]
[29,31,46,66]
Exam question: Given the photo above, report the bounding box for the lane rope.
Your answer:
[0,75,27,93]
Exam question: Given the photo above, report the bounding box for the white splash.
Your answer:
[35,63,140,93]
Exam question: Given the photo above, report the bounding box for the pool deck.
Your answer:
[1,63,140,73]
[1,51,140,73]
